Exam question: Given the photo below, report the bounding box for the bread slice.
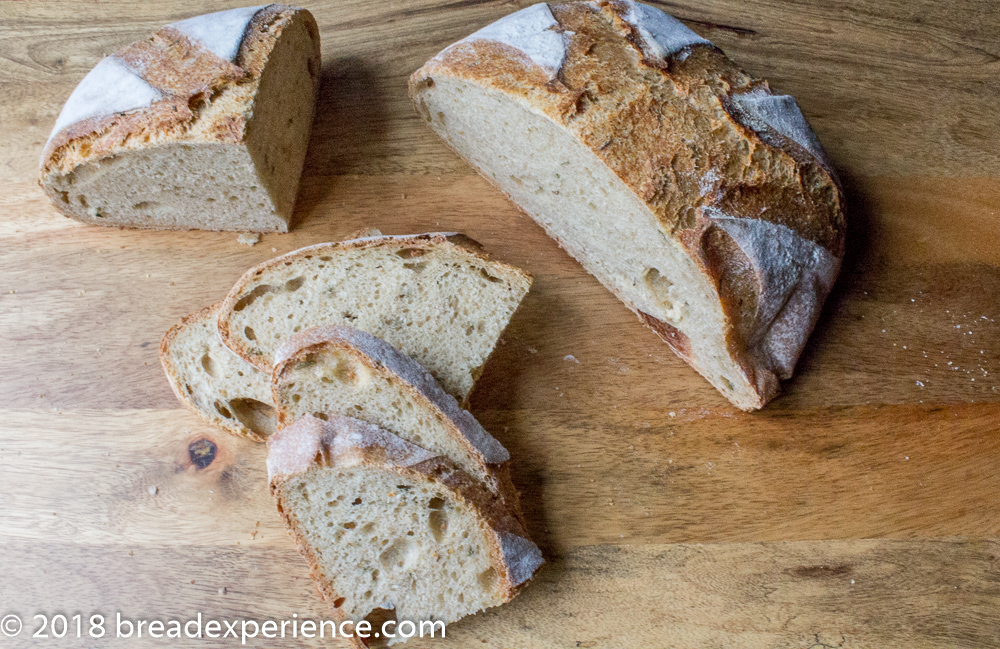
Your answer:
[39,5,320,231]
[410,1,846,410]
[219,233,532,401]
[268,415,543,644]
[272,325,511,496]
[160,303,274,441]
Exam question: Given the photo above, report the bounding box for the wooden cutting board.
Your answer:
[1,1,998,647]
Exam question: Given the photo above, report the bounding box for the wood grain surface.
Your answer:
[1,1,999,647]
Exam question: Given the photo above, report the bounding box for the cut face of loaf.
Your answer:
[219,233,532,400]
[272,325,510,495]
[39,5,321,231]
[268,415,543,642]
[159,303,274,441]
[410,1,846,410]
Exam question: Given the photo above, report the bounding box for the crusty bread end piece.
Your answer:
[219,233,532,401]
[268,415,543,644]
[39,5,321,231]
[160,303,274,441]
[410,1,845,410]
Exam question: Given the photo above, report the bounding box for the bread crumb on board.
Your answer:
[148,485,158,495]
[237,233,261,246]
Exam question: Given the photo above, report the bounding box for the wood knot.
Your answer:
[188,438,218,469]
[791,564,851,579]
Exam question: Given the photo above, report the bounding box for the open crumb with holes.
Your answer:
[268,415,543,646]
[272,325,521,510]
[160,302,275,442]
[38,6,321,231]
[219,232,532,401]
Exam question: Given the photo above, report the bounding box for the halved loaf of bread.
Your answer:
[219,233,532,401]
[410,1,846,410]
[39,5,320,231]
[272,324,511,496]
[160,303,274,441]
[268,415,543,644]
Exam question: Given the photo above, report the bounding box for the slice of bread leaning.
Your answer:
[219,233,532,401]
[268,414,543,645]
[410,1,846,410]
[160,303,275,441]
[272,325,512,498]
[39,5,320,231]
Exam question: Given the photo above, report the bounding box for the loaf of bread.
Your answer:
[159,303,273,442]
[272,325,515,498]
[268,414,543,644]
[219,233,532,401]
[39,5,320,232]
[410,1,846,410]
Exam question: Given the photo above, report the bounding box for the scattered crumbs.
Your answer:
[527,346,537,354]
[850,579,856,584]
[668,411,676,417]
[148,485,158,496]
[271,247,277,252]
[905,456,910,460]
[8,290,14,294]
[190,580,196,585]
[218,587,227,596]
[76,290,85,296]
[237,232,261,246]
[563,354,579,364]
[916,381,924,387]
[128,550,133,556]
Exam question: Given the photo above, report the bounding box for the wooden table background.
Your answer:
[2,1,999,647]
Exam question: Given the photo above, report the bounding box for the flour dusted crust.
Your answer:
[411,0,846,409]
[268,415,543,643]
[39,5,321,231]
[273,325,510,463]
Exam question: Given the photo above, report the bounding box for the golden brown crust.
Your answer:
[159,302,271,443]
[410,1,845,410]
[39,6,315,182]
[217,233,533,371]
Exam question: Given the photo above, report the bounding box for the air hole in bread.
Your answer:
[244,326,257,341]
[199,352,216,377]
[284,276,305,293]
[394,248,424,259]
[721,377,734,392]
[352,497,362,505]
[343,521,356,530]
[477,567,497,590]
[233,284,274,311]
[429,506,448,543]
[132,201,157,210]
[213,400,233,419]
[333,597,345,608]
[403,261,428,273]
[642,267,675,311]
[312,412,329,421]
[362,608,396,648]
[479,268,503,283]
[227,398,276,437]
[379,538,414,568]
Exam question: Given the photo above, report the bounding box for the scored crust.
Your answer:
[217,232,533,373]
[268,415,543,645]
[410,0,846,410]
[40,5,316,175]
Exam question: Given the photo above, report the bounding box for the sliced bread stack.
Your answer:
[160,231,532,441]
[160,231,542,641]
